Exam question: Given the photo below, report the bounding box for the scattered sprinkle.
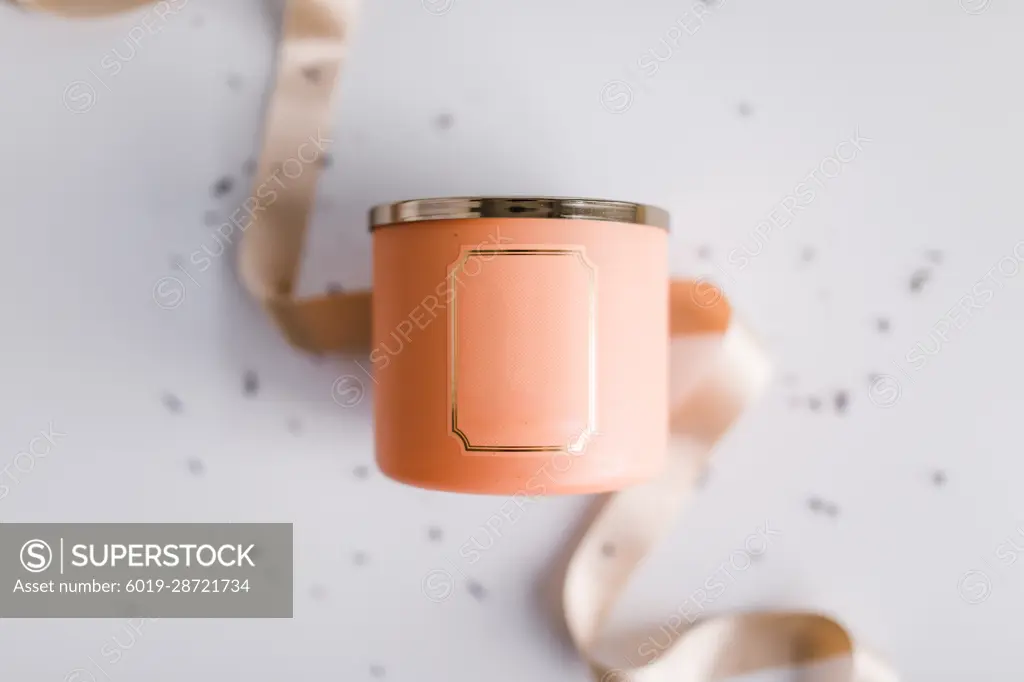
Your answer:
[800,246,816,263]
[931,470,948,487]
[326,282,344,294]
[834,390,849,414]
[808,496,839,517]
[601,542,616,557]
[466,580,488,601]
[427,526,444,543]
[926,249,944,265]
[807,396,822,412]
[909,268,930,294]
[242,370,259,397]
[353,465,370,480]
[352,551,368,566]
[875,317,891,333]
[242,159,257,176]
[370,665,386,678]
[226,73,243,90]
[303,66,322,83]
[434,112,455,131]
[162,393,183,414]
[212,176,234,198]
[737,101,754,118]
[203,210,220,227]
[320,154,333,169]
[187,458,205,476]
[697,244,712,260]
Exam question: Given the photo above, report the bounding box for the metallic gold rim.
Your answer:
[369,196,670,230]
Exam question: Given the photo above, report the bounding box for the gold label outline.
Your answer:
[449,247,597,454]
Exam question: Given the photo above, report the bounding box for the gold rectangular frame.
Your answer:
[449,247,597,453]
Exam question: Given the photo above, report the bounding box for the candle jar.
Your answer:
[369,197,669,495]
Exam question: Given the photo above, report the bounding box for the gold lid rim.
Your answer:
[368,196,670,230]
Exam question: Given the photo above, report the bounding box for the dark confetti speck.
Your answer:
[242,159,257,175]
[601,542,616,557]
[737,101,754,117]
[434,112,455,131]
[320,153,333,168]
[187,458,205,476]
[909,268,931,293]
[212,176,234,198]
[226,74,243,90]
[370,665,386,678]
[427,526,444,543]
[926,249,944,265]
[204,210,220,227]
[800,246,815,263]
[867,373,881,385]
[162,393,183,414]
[931,470,948,487]
[875,317,891,333]
[807,396,822,412]
[466,580,488,601]
[309,584,327,601]
[353,465,370,480]
[287,418,302,435]
[302,66,322,83]
[242,370,260,397]
[352,551,368,566]
[808,496,839,517]
[834,390,849,414]
[697,244,712,260]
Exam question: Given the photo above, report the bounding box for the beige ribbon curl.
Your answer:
[16,0,898,679]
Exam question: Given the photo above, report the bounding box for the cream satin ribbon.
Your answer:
[16,0,897,679]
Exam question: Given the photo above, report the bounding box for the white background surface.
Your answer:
[1,0,1023,679]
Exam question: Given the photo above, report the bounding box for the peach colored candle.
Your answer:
[369,197,669,495]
